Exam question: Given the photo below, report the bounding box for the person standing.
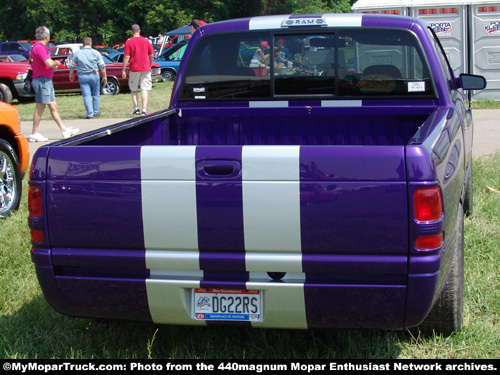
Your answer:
[189,18,206,35]
[68,37,107,119]
[122,24,154,116]
[29,26,79,142]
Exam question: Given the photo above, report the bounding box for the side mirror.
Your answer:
[459,74,487,91]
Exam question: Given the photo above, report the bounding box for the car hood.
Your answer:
[0,61,30,68]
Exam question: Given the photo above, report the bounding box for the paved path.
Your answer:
[21,117,129,160]
[21,109,499,159]
[468,109,499,158]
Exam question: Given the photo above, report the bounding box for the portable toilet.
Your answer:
[352,1,467,75]
[352,0,500,100]
[408,0,468,78]
[351,0,411,16]
[470,1,500,99]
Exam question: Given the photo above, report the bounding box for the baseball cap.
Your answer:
[131,24,140,31]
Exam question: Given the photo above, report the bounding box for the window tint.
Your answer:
[180,29,434,101]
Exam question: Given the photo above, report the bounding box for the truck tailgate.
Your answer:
[42,144,409,329]
[141,145,408,258]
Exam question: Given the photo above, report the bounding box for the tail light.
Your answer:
[28,185,44,243]
[413,187,443,222]
[28,185,42,217]
[30,229,44,243]
[413,187,443,251]
[415,233,443,250]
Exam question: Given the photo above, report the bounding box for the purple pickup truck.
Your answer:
[28,13,486,336]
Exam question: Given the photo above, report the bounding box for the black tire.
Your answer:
[416,205,464,336]
[161,69,175,82]
[464,166,473,216]
[0,139,22,218]
[101,77,121,95]
[0,83,13,104]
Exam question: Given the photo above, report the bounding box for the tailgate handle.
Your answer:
[197,160,241,179]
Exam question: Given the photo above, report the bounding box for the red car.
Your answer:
[51,54,162,95]
[0,60,33,103]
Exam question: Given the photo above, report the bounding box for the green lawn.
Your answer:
[14,81,174,121]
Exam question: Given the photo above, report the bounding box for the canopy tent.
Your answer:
[165,24,191,36]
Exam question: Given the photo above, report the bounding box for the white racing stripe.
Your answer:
[249,281,308,329]
[249,13,363,30]
[141,146,198,254]
[242,146,302,258]
[322,13,363,27]
[249,15,291,30]
[141,145,306,326]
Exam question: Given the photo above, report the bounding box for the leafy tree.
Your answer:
[0,0,356,44]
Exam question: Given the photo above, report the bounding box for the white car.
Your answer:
[54,43,83,55]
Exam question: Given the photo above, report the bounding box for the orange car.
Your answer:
[0,101,29,218]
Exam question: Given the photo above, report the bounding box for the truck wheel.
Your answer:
[0,139,22,218]
[0,83,13,104]
[161,69,175,82]
[464,167,473,216]
[417,205,464,337]
[101,78,120,95]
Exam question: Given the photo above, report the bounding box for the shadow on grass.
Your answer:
[1,294,410,359]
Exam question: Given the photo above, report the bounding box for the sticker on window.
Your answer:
[408,82,425,92]
[194,87,206,99]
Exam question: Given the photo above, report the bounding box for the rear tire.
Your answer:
[161,69,175,82]
[416,205,464,336]
[464,166,473,216]
[101,78,120,95]
[0,83,13,104]
[0,139,22,218]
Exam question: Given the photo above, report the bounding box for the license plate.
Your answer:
[193,288,262,322]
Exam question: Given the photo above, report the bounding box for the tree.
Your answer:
[0,0,356,44]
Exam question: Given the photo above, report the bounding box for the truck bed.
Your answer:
[77,105,433,148]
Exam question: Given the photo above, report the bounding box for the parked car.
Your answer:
[153,40,188,81]
[0,101,29,218]
[95,47,119,56]
[0,54,28,62]
[0,41,31,59]
[0,60,33,103]
[50,54,161,95]
[54,43,83,55]
[106,51,123,63]
[100,52,163,84]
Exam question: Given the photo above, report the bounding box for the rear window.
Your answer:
[180,28,435,101]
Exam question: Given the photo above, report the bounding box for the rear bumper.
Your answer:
[32,248,441,330]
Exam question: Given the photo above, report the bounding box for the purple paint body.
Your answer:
[28,13,484,334]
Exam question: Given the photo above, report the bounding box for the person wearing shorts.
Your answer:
[122,24,154,116]
[29,26,79,142]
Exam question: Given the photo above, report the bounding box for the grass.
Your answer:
[469,100,500,110]
[1,88,499,359]
[14,81,175,121]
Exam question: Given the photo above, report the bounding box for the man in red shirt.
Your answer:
[122,24,154,116]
